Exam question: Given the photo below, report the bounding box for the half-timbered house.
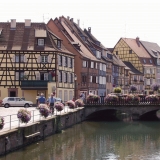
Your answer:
[0,19,75,103]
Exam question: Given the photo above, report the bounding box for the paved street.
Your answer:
[0,106,77,133]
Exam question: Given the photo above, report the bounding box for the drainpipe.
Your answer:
[5,137,9,155]
[42,124,47,141]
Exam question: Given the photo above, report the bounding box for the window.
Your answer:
[103,64,106,71]
[91,62,94,68]
[83,61,87,67]
[8,98,15,101]
[143,59,146,63]
[41,55,48,63]
[57,40,61,49]
[58,71,62,82]
[82,75,87,82]
[58,55,62,66]
[116,51,118,55]
[64,56,68,67]
[129,50,132,54]
[150,59,152,63]
[15,55,25,62]
[96,50,101,58]
[15,72,24,80]
[38,39,44,46]
[99,63,102,70]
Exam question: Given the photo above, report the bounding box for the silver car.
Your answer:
[2,97,33,108]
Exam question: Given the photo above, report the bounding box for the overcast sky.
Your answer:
[1,0,160,48]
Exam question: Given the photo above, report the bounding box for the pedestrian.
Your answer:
[80,92,85,102]
[48,93,56,114]
[89,91,93,95]
[36,93,40,105]
[38,93,46,105]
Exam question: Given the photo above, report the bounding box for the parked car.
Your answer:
[1,97,33,108]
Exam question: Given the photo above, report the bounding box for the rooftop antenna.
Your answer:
[43,13,49,23]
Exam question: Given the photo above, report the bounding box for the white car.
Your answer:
[2,97,33,108]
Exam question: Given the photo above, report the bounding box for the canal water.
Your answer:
[1,120,160,160]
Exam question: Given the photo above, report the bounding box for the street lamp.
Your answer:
[74,74,77,99]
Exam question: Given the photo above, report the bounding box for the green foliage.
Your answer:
[113,87,122,93]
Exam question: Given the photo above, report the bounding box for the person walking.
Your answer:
[38,93,46,105]
[36,93,40,105]
[80,92,85,102]
[48,93,56,114]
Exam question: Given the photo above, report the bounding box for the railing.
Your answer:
[85,96,160,106]
[21,80,49,87]
[0,106,79,133]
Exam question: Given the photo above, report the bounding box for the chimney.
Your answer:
[11,19,16,29]
[67,16,70,20]
[88,27,91,33]
[70,18,74,23]
[25,19,31,27]
[59,17,61,22]
[77,19,80,27]
[136,36,140,47]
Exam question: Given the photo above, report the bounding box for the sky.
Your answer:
[1,0,160,48]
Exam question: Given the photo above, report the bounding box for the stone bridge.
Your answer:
[84,104,160,120]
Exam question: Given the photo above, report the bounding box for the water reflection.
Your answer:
[1,121,160,160]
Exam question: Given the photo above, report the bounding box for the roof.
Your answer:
[59,16,102,62]
[123,61,143,75]
[122,38,151,58]
[0,21,73,55]
[140,40,160,58]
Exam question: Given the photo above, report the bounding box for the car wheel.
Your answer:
[4,104,9,108]
[24,103,29,108]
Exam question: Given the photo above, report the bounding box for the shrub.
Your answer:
[0,117,4,129]
[38,104,50,118]
[17,109,31,123]
[55,102,64,111]
[113,87,122,93]
[66,100,75,109]
[105,94,119,103]
[75,99,84,107]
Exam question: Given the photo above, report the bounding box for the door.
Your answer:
[15,97,24,106]
[10,91,16,97]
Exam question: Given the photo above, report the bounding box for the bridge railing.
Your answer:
[85,96,160,105]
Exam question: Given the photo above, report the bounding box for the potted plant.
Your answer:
[37,104,51,118]
[86,95,95,103]
[17,109,31,123]
[126,94,140,104]
[145,95,159,103]
[66,100,75,109]
[0,117,4,129]
[55,102,64,111]
[130,85,137,93]
[151,83,159,94]
[113,87,122,93]
[105,94,119,104]
[75,99,84,107]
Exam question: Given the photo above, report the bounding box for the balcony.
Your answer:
[21,80,49,90]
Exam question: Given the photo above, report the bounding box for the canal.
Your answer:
[1,119,160,160]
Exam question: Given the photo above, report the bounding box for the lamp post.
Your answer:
[74,74,77,100]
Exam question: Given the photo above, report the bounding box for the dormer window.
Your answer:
[96,50,101,58]
[143,59,146,63]
[38,39,44,46]
[57,40,61,49]
[150,59,152,63]
[129,50,132,54]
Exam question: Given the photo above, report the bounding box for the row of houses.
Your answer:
[0,16,159,103]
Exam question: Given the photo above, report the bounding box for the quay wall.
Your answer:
[0,108,85,156]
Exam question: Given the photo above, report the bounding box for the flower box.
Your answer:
[17,109,31,123]
[105,94,119,104]
[145,95,159,103]
[66,100,75,109]
[38,104,51,118]
[0,117,4,129]
[86,94,100,103]
[126,94,140,104]
[75,99,84,107]
[55,102,64,111]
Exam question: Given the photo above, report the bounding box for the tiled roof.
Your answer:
[140,40,160,58]
[123,61,143,75]
[59,16,101,62]
[0,21,71,53]
[122,38,151,58]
